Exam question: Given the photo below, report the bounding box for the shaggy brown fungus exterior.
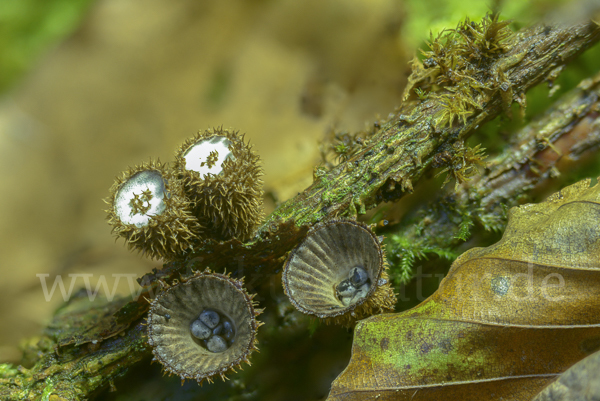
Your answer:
[147,270,263,383]
[282,219,396,325]
[105,160,201,260]
[173,127,263,242]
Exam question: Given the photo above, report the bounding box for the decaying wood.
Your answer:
[385,71,600,284]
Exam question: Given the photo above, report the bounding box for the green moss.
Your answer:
[402,0,575,50]
[454,217,474,241]
[0,364,19,379]
[404,13,515,104]
[385,233,459,285]
[320,128,373,169]
[433,142,487,190]
[40,377,56,401]
[402,0,492,50]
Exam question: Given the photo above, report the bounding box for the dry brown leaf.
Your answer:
[328,177,600,401]
[531,349,600,401]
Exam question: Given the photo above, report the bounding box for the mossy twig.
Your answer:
[386,71,600,283]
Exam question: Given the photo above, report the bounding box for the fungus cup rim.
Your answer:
[146,270,262,383]
[282,219,385,319]
[172,126,264,242]
[105,159,202,260]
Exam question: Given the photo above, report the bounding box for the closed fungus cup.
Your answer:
[147,271,262,383]
[105,160,201,260]
[173,127,263,242]
[282,219,396,325]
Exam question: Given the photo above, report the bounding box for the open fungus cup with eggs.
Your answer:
[282,219,396,325]
[173,127,263,242]
[105,160,202,260]
[147,271,263,383]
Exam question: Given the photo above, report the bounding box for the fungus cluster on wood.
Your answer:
[282,219,397,326]
[105,128,268,383]
[105,160,202,260]
[174,127,263,242]
[7,12,597,400]
[146,271,263,383]
[105,127,263,259]
[105,129,398,384]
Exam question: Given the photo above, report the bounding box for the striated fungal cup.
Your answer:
[105,160,202,260]
[282,219,396,325]
[173,127,263,242]
[146,271,263,383]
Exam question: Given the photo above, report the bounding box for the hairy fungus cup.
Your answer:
[282,219,396,325]
[147,271,263,383]
[174,127,263,242]
[105,160,201,260]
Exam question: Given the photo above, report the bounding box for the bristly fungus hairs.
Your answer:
[282,219,397,326]
[105,159,202,260]
[106,126,265,260]
[147,270,263,384]
[174,127,264,242]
